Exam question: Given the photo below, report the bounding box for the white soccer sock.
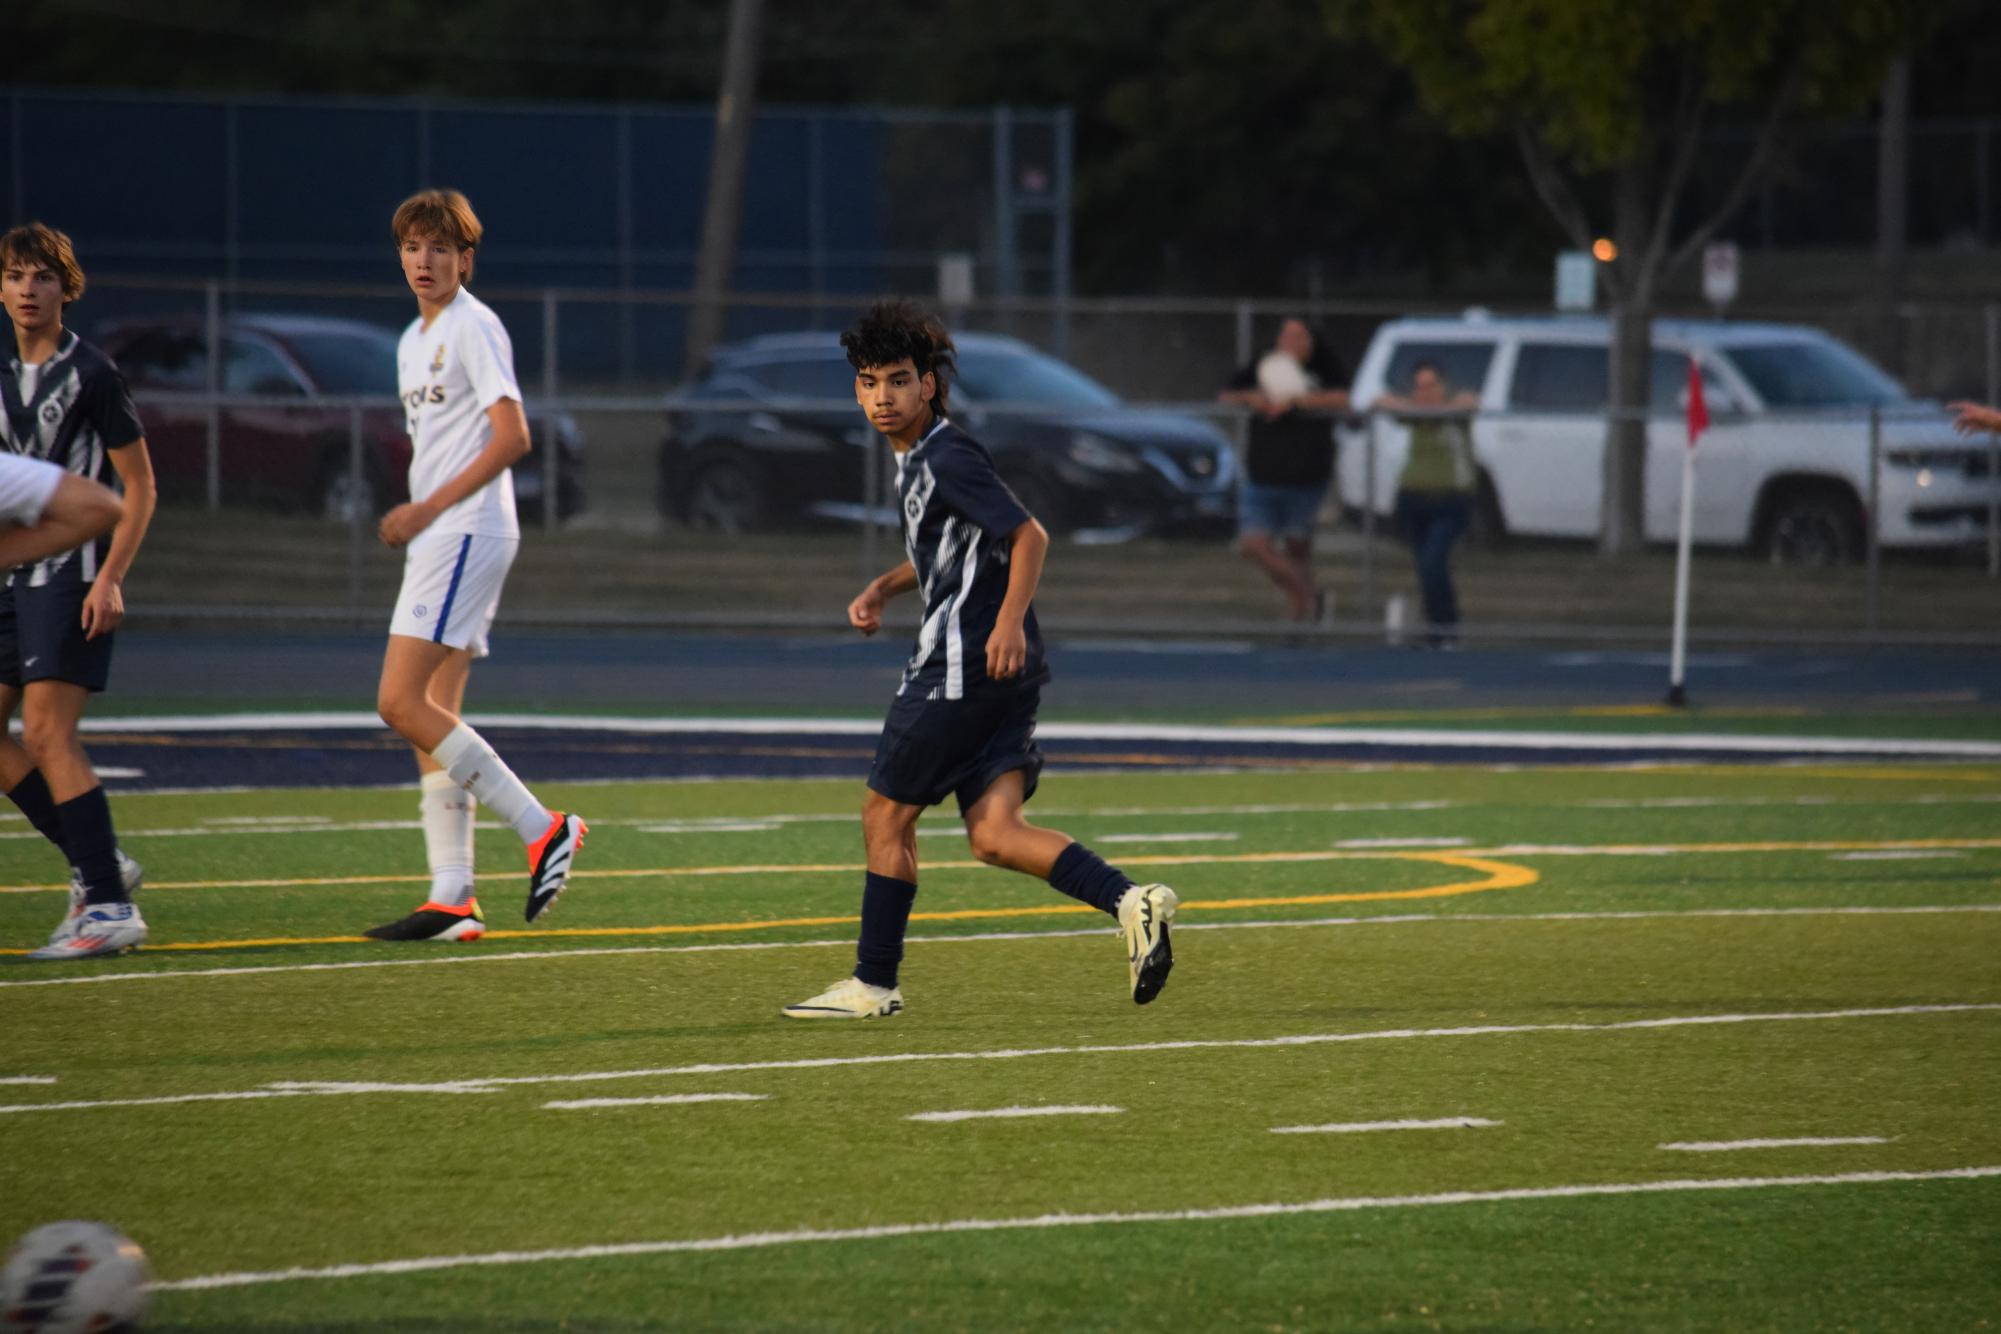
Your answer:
[419,770,476,907]
[430,723,553,845]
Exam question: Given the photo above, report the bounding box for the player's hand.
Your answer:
[378,501,435,548]
[80,578,124,641]
[1948,401,2001,436]
[848,585,884,635]
[986,619,1027,679]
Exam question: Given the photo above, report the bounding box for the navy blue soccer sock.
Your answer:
[56,787,126,906]
[1048,841,1132,917]
[6,769,68,859]
[854,872,918,989]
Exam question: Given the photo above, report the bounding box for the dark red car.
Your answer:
[99,315,585,522]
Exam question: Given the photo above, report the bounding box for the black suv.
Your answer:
[658,331,1236,537]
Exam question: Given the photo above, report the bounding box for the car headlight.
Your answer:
[1067,431,1145,474]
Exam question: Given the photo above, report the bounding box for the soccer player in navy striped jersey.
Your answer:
[0,223,153,961]
[784,301,1177,1019]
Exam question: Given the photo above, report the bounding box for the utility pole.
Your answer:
[1874,55,1911,377]
[683,0,766,379]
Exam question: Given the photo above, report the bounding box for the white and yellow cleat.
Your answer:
[782,976,905,1020]
[1116,883,1178,1005]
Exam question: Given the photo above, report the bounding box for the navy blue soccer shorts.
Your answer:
[867,684,1045,815]
[0,575,115,692]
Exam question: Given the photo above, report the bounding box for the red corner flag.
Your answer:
[1686,354,1709,446]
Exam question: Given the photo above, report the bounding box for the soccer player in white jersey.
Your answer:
[1,223,153,962]
[364,190,585,942]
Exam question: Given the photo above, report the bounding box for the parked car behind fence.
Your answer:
[658,331,1238,539]
[100,314,585,524]
[1338,314,1998,565]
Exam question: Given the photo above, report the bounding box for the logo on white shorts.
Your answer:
[412,604,429,618]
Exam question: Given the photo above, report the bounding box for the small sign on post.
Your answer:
[1702,242,1739,316]
[1554,250,1595,312]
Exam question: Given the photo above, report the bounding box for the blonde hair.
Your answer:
[0,222,86,304]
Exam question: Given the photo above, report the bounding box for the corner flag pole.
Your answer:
[1666,354,1708,707]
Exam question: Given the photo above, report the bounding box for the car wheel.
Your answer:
[685,457,766,535]
[1763,491,1863,567]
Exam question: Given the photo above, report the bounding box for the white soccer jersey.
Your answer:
[397,288,521,539]
[0,451,63,528]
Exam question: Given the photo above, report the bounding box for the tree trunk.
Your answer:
[682,0,766,380]
[1601,300,1652,554]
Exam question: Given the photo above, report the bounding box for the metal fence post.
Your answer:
[1988,302,2000,578]
[1234,301,1253,370]
[204,281,221,512]
[1865,404,1881,637]
[348,403,366,612]
[862,430,883,579]
[1361,409,1379,620]
[541,289,559,533]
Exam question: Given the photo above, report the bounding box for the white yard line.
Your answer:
[1335,837,1471,849]
[907,1105,1123,1123]
[1094,833,1239,844]
[75,711,2001,757]
[544,1094,769,1111]
[249,1003,1999,1098]
[1660,1137,1891,1152]
[4,903,1997,990]
[1271,1117,1501,1135]
[148,1166,2001,1292]
[8,1004,1989,1119]
[0,1075,56,1086]
[1830,851,1963,862]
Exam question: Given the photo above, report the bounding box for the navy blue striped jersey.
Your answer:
[893,417,1046,700]
[1,332,142,587]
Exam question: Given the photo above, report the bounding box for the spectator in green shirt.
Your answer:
[1374,361,1479,647]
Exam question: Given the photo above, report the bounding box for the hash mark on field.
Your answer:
[1335,837,1471,849]
[1660,1136,1892,1152]
[149,1166,2001,1292]
[1271,1117,1501,1135]
[0,1075,56,1086]
[907,1105,1124,1123]
[1094,832,1239,844]
[544,1094,769,1110]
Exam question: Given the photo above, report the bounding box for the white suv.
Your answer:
[1336,314,1998,563]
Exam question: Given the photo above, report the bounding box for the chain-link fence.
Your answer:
[29,275,1994,644]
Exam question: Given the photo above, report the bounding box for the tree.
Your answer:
[1328,0,1953,553]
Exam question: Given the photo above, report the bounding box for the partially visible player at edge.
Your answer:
[364,190,585,942]
[0,222,154,961]
[784,300,1177,1019]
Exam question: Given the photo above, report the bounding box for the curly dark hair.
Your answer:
[840,299,956,417]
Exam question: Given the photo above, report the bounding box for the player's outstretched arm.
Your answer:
[81,439,156,641]
[849,560,917,635]
[0,472,123,572]
[380,397,532,547]
[986,517,1048,681]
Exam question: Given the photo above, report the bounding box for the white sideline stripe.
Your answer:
[75,711,2001,757]
[1335,837,1471,849]
[16,1004,1990,1119]
[148,1166,2001,1292]
[907,1105,1123,1123]
[544,1094,769,1110]
[1271,1117,1501,1135]
[5,903,1998,990]
[1661,1137,1891,1152]
[260,1003,2001,1097]
[0,1075,56,1085]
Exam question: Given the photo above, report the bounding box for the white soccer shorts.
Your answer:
[388,529,518,658]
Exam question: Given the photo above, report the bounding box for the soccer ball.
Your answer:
[1,1221,150,1332]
